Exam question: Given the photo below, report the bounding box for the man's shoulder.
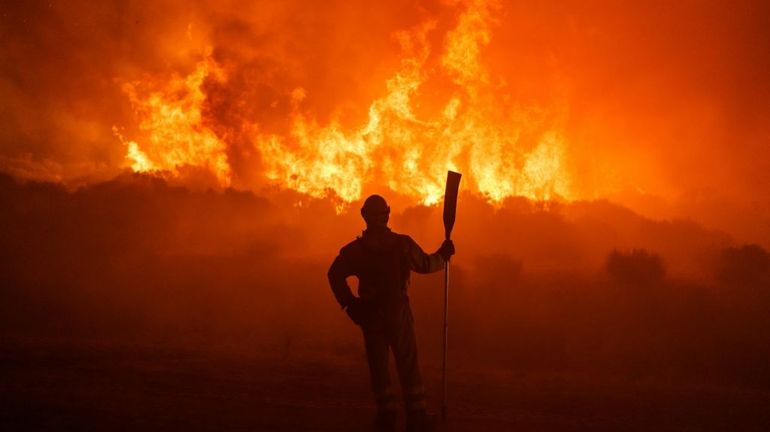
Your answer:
[339,237,363,255]
[386,231,418,251]
[390,231,414,243]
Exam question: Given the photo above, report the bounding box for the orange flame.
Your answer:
[119,0,571,206]
[117,55,231,185]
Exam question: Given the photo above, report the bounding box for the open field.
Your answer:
[2,336,769,431]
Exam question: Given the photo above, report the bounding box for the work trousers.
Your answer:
[361,299,426,415]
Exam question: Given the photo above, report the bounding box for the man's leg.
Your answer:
[390,304,430,431]
[363,327,397,430]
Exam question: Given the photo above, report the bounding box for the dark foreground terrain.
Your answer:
[2,336,769,432]
[2,176,770,430]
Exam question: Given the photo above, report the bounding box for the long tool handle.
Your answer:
[441,170,461,423]
[442,260,449,422]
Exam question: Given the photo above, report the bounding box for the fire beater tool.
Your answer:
[442,170,461,422]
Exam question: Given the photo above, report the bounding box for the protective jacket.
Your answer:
[327,228,445,307]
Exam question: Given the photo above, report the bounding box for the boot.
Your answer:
[374,409,397,432]
[406,409,436,432]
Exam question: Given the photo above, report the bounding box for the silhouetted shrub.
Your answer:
[605,248,665,285]
[716,244,770,286]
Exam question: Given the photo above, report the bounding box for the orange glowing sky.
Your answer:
[1,0,769,239]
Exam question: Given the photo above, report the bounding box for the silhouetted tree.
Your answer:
[605,248,665,285]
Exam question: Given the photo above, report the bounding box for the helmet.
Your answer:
[361,194,390,224]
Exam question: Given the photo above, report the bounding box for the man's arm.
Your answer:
[327,251,356,308]
[404,236,447,274]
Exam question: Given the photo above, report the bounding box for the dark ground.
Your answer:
[2,336,769,432]
[2,176,770,431]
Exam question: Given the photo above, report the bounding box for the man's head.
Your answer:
[361,194,390,229]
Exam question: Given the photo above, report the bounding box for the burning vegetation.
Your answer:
[115,1,571,207]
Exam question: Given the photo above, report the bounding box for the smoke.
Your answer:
[4,173,770,388]
[2,0,769,244]
[4,5,770,426]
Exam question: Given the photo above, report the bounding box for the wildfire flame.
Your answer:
[117,55,231,185]
[118,0,571,207]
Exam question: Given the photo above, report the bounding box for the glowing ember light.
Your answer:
[126,141,154,172]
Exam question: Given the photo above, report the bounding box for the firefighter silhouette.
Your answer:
[328,195,455,432]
